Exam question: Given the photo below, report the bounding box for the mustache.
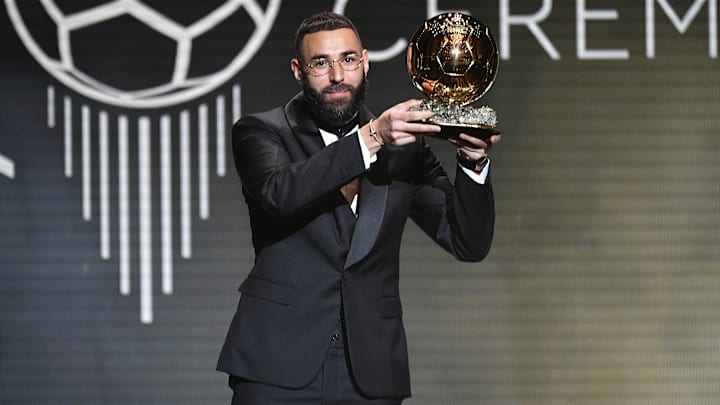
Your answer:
[322,84,354,94]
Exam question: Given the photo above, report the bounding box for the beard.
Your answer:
[302,73,368,128]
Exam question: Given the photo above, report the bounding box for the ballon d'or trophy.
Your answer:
[407,12,499,139]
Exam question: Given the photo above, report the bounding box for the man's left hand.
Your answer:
[451,132,501,159]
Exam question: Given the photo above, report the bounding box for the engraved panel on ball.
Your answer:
[407,13,500,139]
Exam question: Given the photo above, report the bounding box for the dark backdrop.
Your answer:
[2,1,719,404]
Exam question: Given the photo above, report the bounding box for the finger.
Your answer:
[387,132,420,146]
[389,119,440,134]
[489,134,502,144]
[458,144,487,157]
[394,99,424,110]
[456,140,490,158]
[390,109,434,124]
[457,133,490,149]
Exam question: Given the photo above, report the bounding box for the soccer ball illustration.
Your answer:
[5,0,281,108]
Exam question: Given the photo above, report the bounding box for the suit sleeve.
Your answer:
[409,140,495,262]
[232,114,367,219]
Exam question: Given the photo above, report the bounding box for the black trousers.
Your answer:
[228,322,403,405]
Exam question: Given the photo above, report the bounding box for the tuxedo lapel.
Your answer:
[343,106,385,270]
[284,93,359,254]
[344,176,388,269]
[334,202,357,247]
[284,93,384,267]
[284,93,324,157]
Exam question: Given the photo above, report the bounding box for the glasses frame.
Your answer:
[304,56,365,77]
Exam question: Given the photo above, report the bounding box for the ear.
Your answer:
[362,49,370,74]
[290,58,303,82]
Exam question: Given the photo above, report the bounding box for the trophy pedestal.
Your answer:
[410,99,499,140]
[435,122,499,140]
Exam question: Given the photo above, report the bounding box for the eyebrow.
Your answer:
[308,50,359,61]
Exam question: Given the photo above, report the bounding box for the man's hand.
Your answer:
[450,132,501,161]
[370,99,441,147]
[450,132,502,172]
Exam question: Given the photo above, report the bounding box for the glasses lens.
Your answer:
[340,59,358,71]
[308,57,362,76]
[309,61,328,76]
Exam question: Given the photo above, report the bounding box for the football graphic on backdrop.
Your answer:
[5,0,280,108]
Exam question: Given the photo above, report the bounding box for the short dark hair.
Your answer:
[294,12,361,57]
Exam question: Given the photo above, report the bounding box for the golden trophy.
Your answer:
[407,12,499,139]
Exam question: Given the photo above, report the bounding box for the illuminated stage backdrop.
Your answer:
[1,1,719,404]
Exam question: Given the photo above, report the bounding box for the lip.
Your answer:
[325,90,351,99]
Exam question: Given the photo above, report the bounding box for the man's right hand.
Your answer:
[367,99,441,147]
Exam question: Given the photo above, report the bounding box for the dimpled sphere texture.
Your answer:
[407,13,499,106]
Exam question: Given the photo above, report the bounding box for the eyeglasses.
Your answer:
[305,56,364,76]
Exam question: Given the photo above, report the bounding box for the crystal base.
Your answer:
[410,99,499,139]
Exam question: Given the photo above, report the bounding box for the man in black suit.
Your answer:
[217,11,500,404]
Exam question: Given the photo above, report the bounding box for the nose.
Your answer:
[328,61,345,83]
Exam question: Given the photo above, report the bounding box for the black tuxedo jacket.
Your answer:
[217,93,494,399]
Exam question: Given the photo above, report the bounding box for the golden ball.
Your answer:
[407,13,499,106]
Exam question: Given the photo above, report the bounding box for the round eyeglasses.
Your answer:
[305,56,364,76]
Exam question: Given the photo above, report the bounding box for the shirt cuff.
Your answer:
[459,159,490,184]
[357,131,377,169]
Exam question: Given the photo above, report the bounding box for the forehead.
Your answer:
[300,28,362,59]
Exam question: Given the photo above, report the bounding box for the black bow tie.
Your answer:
[317,112,360,137]
[319,121,358,137]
